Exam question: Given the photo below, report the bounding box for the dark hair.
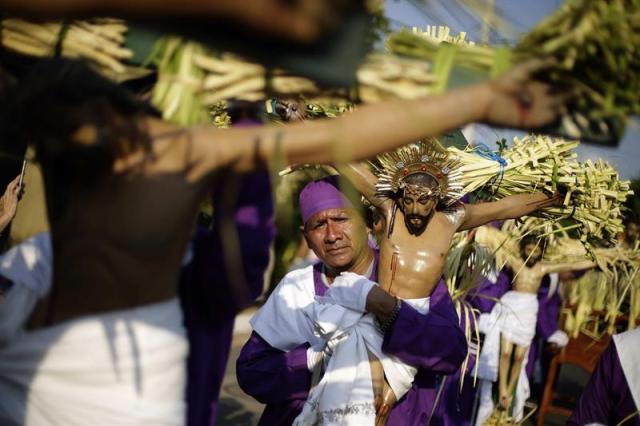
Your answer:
[0,58,155,220]
[0,58,153,175]
[403,172,439,189]
[519,234,547,253]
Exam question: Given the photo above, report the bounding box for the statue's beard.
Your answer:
[523,252,542,266]
[404,213,431,236]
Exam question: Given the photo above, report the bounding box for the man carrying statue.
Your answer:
[236,175,468,425]
[329,139,563,420]
[238,133,569,425]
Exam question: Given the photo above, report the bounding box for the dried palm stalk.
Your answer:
[477,218,640,337]
[449,135,633,246]
[388,0,640,138]
[0,18,134,77]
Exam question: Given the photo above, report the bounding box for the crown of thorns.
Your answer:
[372,138,463,205]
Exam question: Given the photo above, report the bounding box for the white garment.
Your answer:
[547,273,559,299]
[0,233,188,426]
[252,266,429,425]
[0,299,187,426]
[475,291,538,425]
[547,329,569,348]
[0,233,52,343]
[613,327,640,412]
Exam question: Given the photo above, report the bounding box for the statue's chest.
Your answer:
[389,212,455,245]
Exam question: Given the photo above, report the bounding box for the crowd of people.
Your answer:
[0,2,637,426]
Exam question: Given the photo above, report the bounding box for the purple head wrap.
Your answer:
[299,176,354,224]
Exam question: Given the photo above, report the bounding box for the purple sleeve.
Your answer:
[382,281,468,373]
[236,331,311,404]
[567,342,617,425]
[211,172,275,304]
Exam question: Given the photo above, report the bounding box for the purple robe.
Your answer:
[527,270,588,382]
[467,270,513,314]
[179,170,275,426]
[433,306,478,426]
[236,255,468,426]
[568,341,640,425]
[526,274,560,379]
[435,270,512,426]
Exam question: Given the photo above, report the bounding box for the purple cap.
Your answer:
[299,176,353,224]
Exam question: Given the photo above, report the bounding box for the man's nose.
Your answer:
[324,221,342,242]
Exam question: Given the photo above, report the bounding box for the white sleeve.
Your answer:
[546,329,569,347]
[0,284,40,345]
[250,268,318,351]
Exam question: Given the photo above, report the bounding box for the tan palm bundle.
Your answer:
[145,25,478,124]
[555,240,640,337]
[386,26,505,85]
[448,135,633,246]
[0,18,135,77]
[150,38,443,124]
[476,218,640,337]
[515,0,640,125]
[0,18,468,125]
[444,229,496,388]
[387,0,640,131]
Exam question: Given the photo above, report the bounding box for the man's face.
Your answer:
[398,190,437,236]
[303,208,369,273]
[522,242,543,266]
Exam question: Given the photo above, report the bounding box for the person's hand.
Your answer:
[364,285,397,323]
[316,271,375,312]
[481,59,570,129]
[0,175,22,230]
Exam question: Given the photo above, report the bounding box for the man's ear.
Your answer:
[300,225,310,244]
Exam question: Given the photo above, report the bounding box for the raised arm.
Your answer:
[460,192,559,231]
[540,259,596,276]
[333,163,387,208]
[190,60,567,181]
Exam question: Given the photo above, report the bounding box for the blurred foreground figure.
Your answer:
[0,0,356,45]
[0,56,566,425]
[568,327,640,426]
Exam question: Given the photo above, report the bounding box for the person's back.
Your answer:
[29,119,210,327]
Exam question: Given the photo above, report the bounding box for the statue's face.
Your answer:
[521,242,543,266]
[398,189,437,236]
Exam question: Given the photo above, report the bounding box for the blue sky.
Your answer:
[385,0,640,180]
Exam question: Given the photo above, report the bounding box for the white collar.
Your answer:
[320,258,375,287]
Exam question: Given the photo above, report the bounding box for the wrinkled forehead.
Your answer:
[305,207,355,226]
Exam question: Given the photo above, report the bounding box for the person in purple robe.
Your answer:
[525,272,574,393]
[568,327,640,426]
[435,269,513,426]
[179,107,276,426]
[236,176,468,425]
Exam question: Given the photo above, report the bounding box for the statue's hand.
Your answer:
[482,59,570,129]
